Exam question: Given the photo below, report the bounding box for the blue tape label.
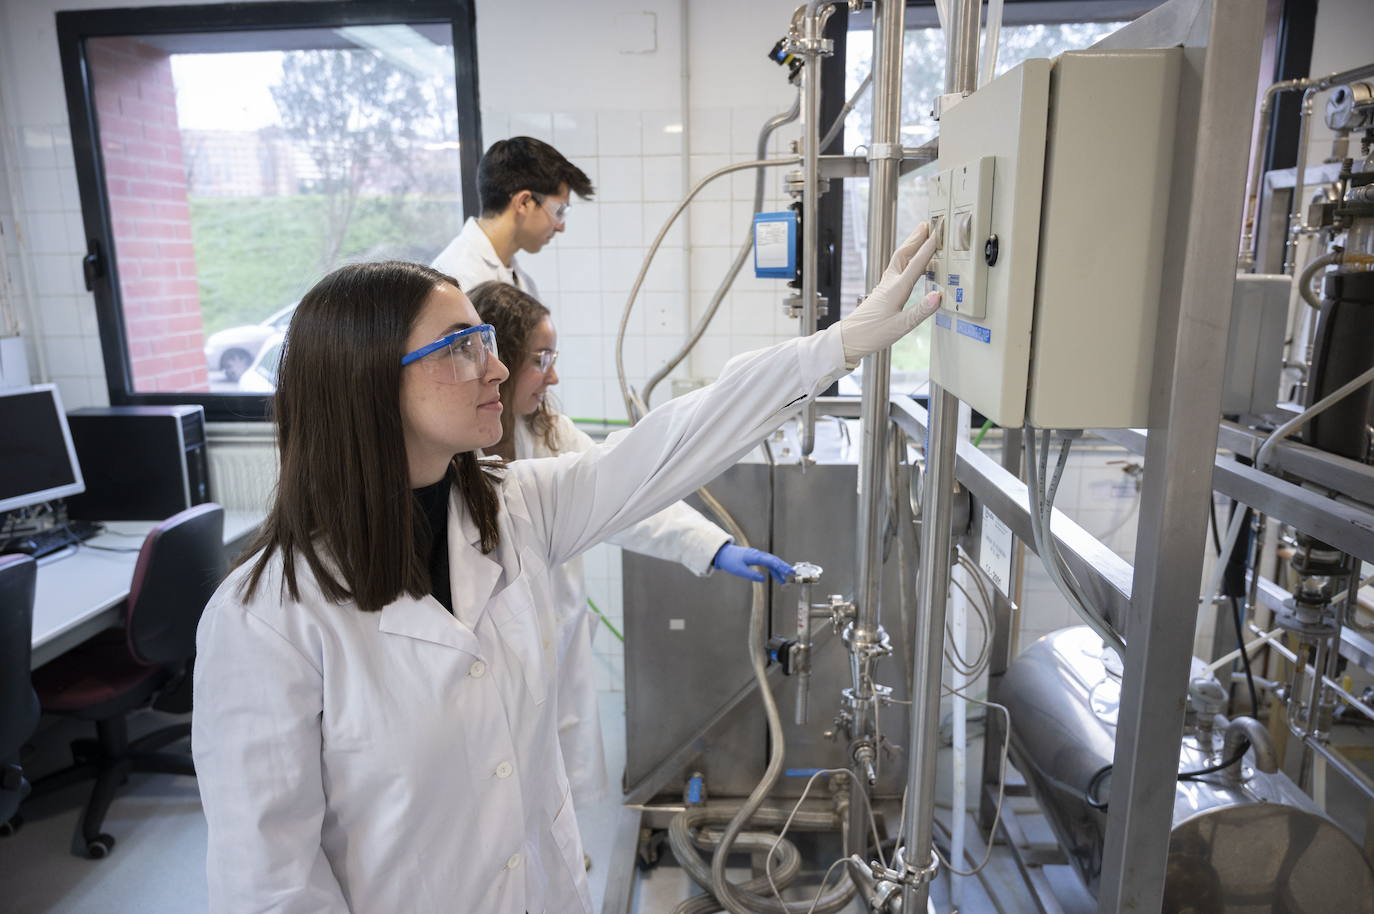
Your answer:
[956,320,991,343]
[947,273,961,286]
[955,288,964,303]
[935,313,952,329]
[785,768,825,777]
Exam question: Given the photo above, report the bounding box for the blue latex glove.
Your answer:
[713,544,794,584]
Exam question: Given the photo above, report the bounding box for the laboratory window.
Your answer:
[56,1,481,418]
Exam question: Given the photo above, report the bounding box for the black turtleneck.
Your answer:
[412,478,453,614]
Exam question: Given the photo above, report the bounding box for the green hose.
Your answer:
[972,418,993,447]
[587,597,624,643]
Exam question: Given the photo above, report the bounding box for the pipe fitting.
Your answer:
[1222,716,1279,776]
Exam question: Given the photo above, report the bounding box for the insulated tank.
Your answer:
[1000,626,1374,913]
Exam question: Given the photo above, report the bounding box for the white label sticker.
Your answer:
[978,505,1014,598]
[755,221,790,269]
[669,618,686,631]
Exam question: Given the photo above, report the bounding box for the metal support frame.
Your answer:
[1097,426,1374,564]
[1091,3,1265,911]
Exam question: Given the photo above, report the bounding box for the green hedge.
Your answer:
[190,195,462,334]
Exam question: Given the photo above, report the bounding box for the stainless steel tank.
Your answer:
[1001,626,1374,913]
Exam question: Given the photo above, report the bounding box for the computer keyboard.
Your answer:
[1,519,104,559]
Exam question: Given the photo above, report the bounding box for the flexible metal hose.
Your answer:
[615,155,800,421]
[669,807,806,914]
[640,93,802,409]
[669,804,845,914]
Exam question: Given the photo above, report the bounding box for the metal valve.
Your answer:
[789,562,824,725]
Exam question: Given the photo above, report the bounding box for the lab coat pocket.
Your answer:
[551,792,594,913]
[489,573,555,706]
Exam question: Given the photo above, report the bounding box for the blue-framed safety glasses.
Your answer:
[400,323,498,384]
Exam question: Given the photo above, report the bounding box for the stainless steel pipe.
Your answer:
[1239,61,1374,271]
[798,6,826,457]
[898,1,981,911]
[849,0,904,846]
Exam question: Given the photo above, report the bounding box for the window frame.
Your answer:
[56,0,483,420]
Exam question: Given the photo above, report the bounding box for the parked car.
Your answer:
[236,331,285,393]
[204,303,296,382]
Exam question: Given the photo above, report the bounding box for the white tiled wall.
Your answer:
[6,0,1360,695]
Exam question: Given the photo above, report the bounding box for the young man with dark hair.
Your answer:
[431,136,595,297]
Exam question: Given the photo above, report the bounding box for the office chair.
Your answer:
[31,504,226,858]
[0,554,40,835]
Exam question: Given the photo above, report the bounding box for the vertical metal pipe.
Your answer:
[853,0,904,645]
[799,9,823,456]
[1284,88,1317,274]
[848,0,904,849]
[899,2,980,911]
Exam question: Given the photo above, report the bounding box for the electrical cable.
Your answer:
[1086,743,1251,809]
[1230,595,1261,714]
[1023,428,1125,654]
[1207,499,1261,713]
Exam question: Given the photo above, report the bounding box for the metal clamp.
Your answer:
[784,36,834,56]
[867,142,905,162]
[873,846,941,890]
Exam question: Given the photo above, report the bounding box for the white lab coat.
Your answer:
[431,217,540,297]
[513,414,730,809]
[191,325,848,914]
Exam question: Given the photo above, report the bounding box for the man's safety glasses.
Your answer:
[400,324,499,384]
[530,192,570,224]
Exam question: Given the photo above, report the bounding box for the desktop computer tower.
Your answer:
[65,406,211,520]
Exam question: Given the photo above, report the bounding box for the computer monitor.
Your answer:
[0,384,86,513]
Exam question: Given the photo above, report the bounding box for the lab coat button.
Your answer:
[469,660,487,678]
[506,853,522,870]
[496,761,514,779]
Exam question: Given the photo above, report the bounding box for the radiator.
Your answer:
[206,424,277,513]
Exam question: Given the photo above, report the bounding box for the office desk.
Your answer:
[30,511,262,669]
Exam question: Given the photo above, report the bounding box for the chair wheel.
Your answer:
[0,815,22,837]
[86,833,115,858]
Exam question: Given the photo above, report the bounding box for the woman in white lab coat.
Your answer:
[191,226,940,914]
[469,280,793,813]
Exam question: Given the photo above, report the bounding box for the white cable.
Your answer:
[1255,363,1374,470]
[935,687,1010,877]
[765,767,885,908]
[806,857,852,914]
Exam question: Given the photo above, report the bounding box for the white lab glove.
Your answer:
[838,222,942,366]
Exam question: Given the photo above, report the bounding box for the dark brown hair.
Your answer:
[468,281,560,459]
[477,136,595,215]
[238,261,504,613]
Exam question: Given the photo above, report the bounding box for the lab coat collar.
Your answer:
[459,217,514,277]
[378,592,483,658]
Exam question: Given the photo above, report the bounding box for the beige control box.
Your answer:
[929,48,1182,429]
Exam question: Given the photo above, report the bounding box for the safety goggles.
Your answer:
[400,324,499,384]
[531,348,559,373]
[530,192,570,224]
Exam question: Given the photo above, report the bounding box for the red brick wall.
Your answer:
[90,37,209,392]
